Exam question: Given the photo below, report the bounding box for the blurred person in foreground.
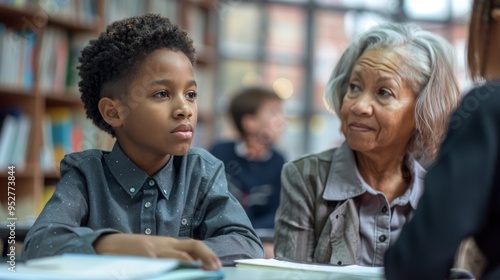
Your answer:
[385,0,500,279]
[274,22,460,266]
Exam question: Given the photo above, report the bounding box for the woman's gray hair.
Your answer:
[324,22,460,164]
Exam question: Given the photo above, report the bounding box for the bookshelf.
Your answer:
[0,0,218,220]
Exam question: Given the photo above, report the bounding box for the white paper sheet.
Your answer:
[0,254,180,280]
[235,258,384,278]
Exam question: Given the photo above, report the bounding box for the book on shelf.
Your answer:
[0,24,36,91]
[41,108,90,172]
[40,115,55,173]
[65,33,93,95]
[0,108,31,170]
[37,27,69,94]
[0,254,224,280]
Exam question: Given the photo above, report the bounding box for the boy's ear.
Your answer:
[492,8,500,21]
[98,97,124,128]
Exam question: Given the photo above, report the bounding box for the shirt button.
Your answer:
[181,218,188,225]
[379,235,387,242]
[381,206,388,213]
[145,202,151,208]
[129,187,136,193]
[149,180,155,186]
[145,228,151,235]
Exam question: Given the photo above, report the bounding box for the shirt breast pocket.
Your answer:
[313,201,358,265]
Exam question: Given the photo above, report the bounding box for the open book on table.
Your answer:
[235,258,385,279]
[0,254,223,280]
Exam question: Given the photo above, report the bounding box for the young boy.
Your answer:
[210,87,286,231]
[22,14,264,269]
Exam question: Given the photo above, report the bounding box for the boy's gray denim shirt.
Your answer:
[22,143,264,265]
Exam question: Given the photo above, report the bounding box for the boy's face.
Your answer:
[114,48,197,158]
[251,99,285,145]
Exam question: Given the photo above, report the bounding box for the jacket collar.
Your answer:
[323,142,426,210]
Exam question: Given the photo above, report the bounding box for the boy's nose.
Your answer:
[173,101,193,118]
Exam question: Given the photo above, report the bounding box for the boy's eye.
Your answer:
[186,91,197,100]
[153,90,168,98]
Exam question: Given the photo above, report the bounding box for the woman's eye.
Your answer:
[186,91,198,100]
[378,89,393,97]
[349,83,360,92]
[153,90,168,98]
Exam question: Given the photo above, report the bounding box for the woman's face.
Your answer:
[340,48,416,156]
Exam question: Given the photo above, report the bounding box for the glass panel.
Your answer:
[313,11,348,113]
[104,0,146,25]
[219,60,260,100]
[404,0,450,21]
[219,3,260,57]
[344,11,388,39]
[266,4,306,61]
[216,60,260,141]
[307,113,344,154]
[315,0,396,11]
[278,0,309,3]
[449,23,470,90]
[452,0,472,20]
[275,115,306,160]
[147,0,178,24]
[263,63,305,114]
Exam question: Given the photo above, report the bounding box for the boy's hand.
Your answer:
[94,233,222,271]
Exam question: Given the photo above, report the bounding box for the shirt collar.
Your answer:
[323,142,366,201]
[235,141,272,161]
[323,142,426,210]
[105,142,175,200]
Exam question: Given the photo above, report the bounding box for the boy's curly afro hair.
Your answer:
[78,13,196,136]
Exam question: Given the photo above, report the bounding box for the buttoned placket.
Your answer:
[141,178,158,236]
[374,200,391,266]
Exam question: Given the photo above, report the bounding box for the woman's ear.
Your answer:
[492,8,500,21]
[98,97,124,128]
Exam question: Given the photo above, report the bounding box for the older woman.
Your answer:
[274,22,460,266]
[385,0,500,279]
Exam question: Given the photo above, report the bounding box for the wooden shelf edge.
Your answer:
[0,85,35,97]
[0,4,100,33]
[44,93,83,107]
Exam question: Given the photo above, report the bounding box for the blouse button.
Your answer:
[379,235,387,242]
[145,202,151,208]
[145,228,152,235]
[181,218,188,225]
[129,187,136,193]
[149,180,155,186]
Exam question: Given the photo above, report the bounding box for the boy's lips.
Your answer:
[171,123,193,139]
